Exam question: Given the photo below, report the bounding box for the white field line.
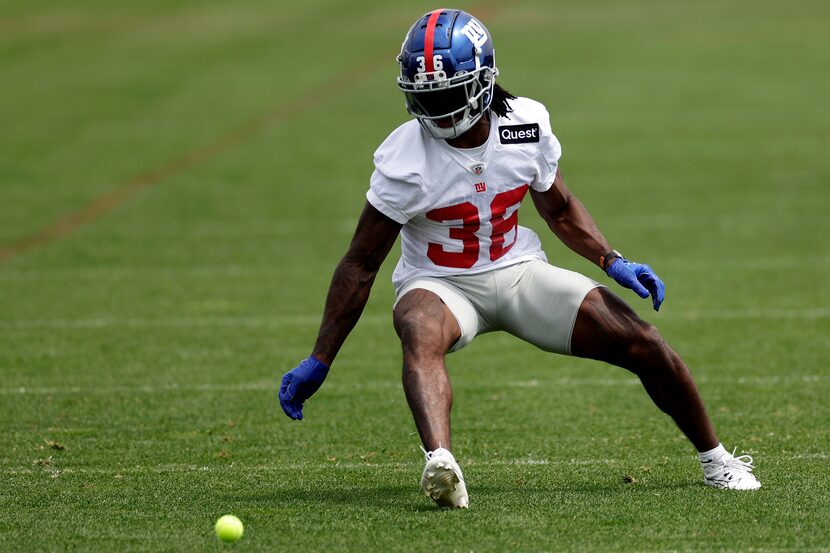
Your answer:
[1,307,828,331]
[0,382,275,395]
[673,307,830,321]
[0,314,389,330]
[509,374,830,387]
[0,266,279,281]
[6,452,828,477]
[0,256,826,282]
[1,374,827,396]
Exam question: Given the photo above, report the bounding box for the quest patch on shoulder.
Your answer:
[499,123,540,144]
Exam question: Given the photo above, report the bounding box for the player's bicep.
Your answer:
[344,201,402,272]
[530,169,572,223]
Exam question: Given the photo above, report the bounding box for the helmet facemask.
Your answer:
[398,65,498,139]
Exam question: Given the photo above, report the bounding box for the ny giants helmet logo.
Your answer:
[461,19,488,49]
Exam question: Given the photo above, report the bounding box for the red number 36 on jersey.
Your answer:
[426,184,529,269]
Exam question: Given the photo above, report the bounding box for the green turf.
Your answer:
[1,0,829,551]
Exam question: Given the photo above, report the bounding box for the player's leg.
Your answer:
[570,287,718,451]
[393,283,476,507]
[496,260,716,449]
[570,288,761,489]
[393,288,460,451]
[498,261,759,489]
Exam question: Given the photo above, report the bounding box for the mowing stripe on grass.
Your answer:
[6,452,827,477]
[2,373,826,395]
[1,307,827,331]
[0,255,825,281]
[675,307,830,320]
[0,63,379,266]
[0,314,389,330]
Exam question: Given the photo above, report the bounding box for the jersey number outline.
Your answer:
[425,184,530,269]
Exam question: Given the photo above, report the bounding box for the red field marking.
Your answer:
[0,1,503,267]
[0,59,379,266]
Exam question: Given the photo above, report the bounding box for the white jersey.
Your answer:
[367,97,562,291]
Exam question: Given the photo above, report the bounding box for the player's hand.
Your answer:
[279,356,330,420]
[606,258,666,311]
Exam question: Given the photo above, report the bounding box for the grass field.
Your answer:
[1,0,829,551]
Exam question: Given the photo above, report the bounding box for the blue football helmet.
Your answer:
[397,9,498,139]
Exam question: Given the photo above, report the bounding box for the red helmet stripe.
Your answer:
[423,9,444,73]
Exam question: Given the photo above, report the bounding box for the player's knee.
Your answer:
[627,324,665,365]
[626,324,690,380]
[395,308,448,357]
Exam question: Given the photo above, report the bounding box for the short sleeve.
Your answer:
[532,113,563,192]
[366,169,423,225]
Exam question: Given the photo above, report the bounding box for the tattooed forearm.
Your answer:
[311,258,378,367]
[305,202,402,367]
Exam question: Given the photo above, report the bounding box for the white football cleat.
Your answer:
[420,447,469,509]
[701,448,761,490]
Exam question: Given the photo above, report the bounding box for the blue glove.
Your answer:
[279,356,330,420]
[606,258,666,311]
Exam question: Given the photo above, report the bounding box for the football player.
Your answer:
[279,9,760,507]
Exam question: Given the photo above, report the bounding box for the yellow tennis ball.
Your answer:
[214,515,244,543]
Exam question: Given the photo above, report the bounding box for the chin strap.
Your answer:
[421,109,484,139]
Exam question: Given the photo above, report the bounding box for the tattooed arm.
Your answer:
[310,201,402,366]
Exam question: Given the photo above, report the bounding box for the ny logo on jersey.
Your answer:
[460,19,488,48]
[474,182,487,193]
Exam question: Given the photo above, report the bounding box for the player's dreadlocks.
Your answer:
[490,83,516,119]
